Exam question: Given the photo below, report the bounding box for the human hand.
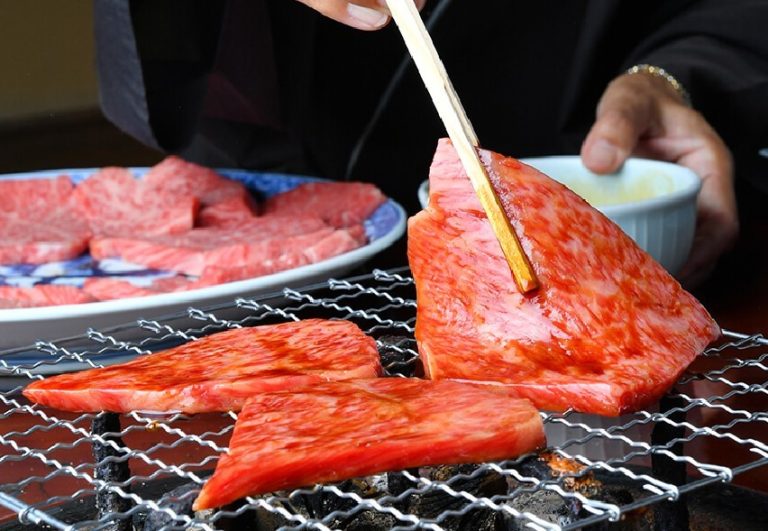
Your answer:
[296,0,426,30]
[580,70,738,288]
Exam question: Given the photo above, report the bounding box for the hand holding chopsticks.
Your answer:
[384,0,539,293]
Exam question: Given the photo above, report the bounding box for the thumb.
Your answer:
[581,78,653,174]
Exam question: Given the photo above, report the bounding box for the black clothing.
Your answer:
[95,0,768,213]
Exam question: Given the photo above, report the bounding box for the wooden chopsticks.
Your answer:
[384,0,539,293]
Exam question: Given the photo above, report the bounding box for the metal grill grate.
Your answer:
[1,267,767,530]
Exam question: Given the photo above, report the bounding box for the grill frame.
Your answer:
[1,267,767,531]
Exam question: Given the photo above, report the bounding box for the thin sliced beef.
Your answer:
[0,175,76,212]
[197,226,366,284]
[73,167,197,237]
[143,156,257,225]
[82,276,194,301]
[23,319,382,413]
[143,156,243,205]
[408,139,720,416]
[304,226,366,262]
[90,216,330,276]
[264,182,386,228]
[197,195,258,228]
[0,176,90,264]
[193,379,545,510]
[0,219,90,264]
[0,285,96,308]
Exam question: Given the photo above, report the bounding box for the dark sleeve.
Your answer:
[624,0,768,166]
[93,0,225,152]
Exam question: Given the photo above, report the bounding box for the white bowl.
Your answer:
[418,157,702,276]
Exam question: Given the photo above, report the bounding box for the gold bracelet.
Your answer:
[626,64,691,106]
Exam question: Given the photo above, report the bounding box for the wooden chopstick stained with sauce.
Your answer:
[384,0,539,293]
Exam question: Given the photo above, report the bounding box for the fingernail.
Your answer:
[377,0,425,9]
[588,140,617,171]
[347,3,389,29]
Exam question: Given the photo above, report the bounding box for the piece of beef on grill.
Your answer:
[89,216,330,276]
[0,176,91,264]
[408,139,720,416]
[192,379,545,510]
[264,182,387,228]
[73,167,198,238]
[0,285,96,308]
[23,319,382,413]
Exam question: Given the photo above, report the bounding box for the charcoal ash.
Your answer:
[388,465,508,531]
[503,478,649,531]
[215,477,395,530]
[505,453,652,530]
[139,482,199,531]
[91,412,132,531]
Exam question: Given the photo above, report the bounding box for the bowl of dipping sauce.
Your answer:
[418,157,701,276]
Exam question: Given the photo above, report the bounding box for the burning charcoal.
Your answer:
[516,452,601,496]
[224,476,392,530]
[388,465,507,531]
[507,454,654,530]
[299,477,390,528]
[376,334,420,377]
[141,482,198,531]
[387,469,420,498]
[505,490,580,530]
[293,486,358,520]
[209,497,293,531]
[91,412,132,531]
[334,509,397,531]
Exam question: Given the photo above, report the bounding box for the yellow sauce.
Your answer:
[560,171,676,207]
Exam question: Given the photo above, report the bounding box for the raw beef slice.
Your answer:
[197,195,258,228]
[0,285,96,308]
[264,182,387,228]
[0,176,90,264]
[23,319,382,413]
[73,167,197,237]
[82,276,194,301]
[197,226,367,284]
[89,216,330,276]
[143,156,256,225]
[193,379,545,510]
[408,139,720,416]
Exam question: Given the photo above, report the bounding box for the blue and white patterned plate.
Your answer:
[0,168,406,355]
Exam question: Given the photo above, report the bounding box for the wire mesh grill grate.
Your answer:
[1,267,767,530]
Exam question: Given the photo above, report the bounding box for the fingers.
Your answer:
[676,132,739,287]
[296,0,427,31]
[581,76,654,174]
[583,71,739,286]
[297,0,389,30]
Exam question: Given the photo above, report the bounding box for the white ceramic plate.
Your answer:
[0,168,406,351]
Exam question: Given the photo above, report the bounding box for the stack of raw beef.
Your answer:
[0,157,386,308]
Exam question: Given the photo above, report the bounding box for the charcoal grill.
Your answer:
[1,267,767,530]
